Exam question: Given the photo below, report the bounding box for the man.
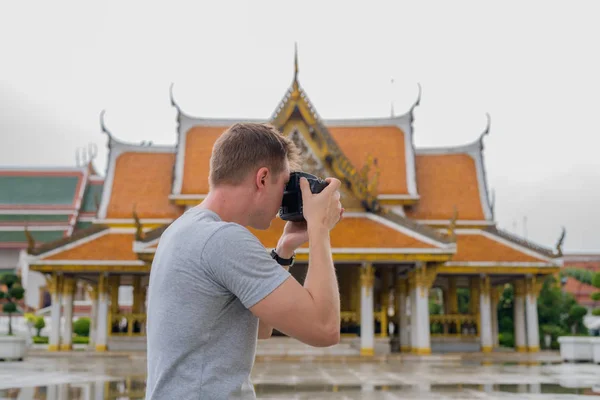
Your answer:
[145,123,343,399]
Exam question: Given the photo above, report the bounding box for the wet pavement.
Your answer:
[1,354,600,399]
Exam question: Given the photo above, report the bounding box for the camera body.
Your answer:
[279,171,329,222]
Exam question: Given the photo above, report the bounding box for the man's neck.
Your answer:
[196,187,253,226]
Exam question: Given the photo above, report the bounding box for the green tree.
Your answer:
[73,317,90,337]
[592,273,600,316]
[457,288,470,314]
[0,273,25,335]
[34,316,45,337]
[495,276,587,349]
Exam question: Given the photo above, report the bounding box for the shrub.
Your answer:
[34,316,45,336]
[73,317,90,337]
[499,332,514,348]
[0,273,25,335]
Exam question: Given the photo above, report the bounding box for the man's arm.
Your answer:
[249,223,340,347]
[257,246,292,340]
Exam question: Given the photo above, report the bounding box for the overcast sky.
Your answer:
[1,1,598,252]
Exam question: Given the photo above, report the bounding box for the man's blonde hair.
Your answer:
[209,123,301,188]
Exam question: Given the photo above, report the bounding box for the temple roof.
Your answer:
[136,212,456,264]
[406,135,494,226]
[0,167,87,210]
[27,227,145,272]
[445,229,560,266]
[0,166,103,250]
[96,113,183,223]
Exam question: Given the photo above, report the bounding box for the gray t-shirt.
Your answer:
[145,207,291,400]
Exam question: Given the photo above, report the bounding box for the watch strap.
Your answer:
[271,249,295,266]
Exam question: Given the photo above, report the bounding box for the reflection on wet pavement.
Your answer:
[1,356,600,399]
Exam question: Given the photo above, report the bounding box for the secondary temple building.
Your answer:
[21,55,564,355]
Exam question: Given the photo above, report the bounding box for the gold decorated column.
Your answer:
[360,263,375,356]
[395,278,410,352]
[132,275,142,313]
[513,279,527,352]
[525,275,542,352]
[47,273,62,352]
[60,277,76,351]
[109,275,120,315]
[379,268,390,338]
[479,275,493,352]
[96,274,109,352]
[87,284,98,348]
[448,277,458,314]
[491,285,501,348]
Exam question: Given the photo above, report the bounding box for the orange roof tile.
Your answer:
[107,152,182,219]
[181,126,227,194]
[328,126,408,195]
[453,232,547,263]
[406,154,485,221]
[45,233,137,261]
[247,216,437,250]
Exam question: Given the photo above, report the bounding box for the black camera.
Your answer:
[279,171,329,222]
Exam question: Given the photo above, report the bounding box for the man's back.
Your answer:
[145,207,290,399]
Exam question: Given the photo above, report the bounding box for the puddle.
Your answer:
[2,380,600,399]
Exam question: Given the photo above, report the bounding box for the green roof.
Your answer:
[0,214,71,223]
[0,230,66,243]
[0,175,80,206]
[81,183,104,213]
[75,221,93,231]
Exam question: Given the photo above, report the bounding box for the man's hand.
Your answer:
[275,221,309,258]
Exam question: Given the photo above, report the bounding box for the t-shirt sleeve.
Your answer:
[202,223,292,309]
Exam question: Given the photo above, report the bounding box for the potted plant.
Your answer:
[0,272,27,361]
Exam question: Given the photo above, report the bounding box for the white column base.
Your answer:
[480,290,493,353]
[60,293,73,351]
[514,294,527,352]
[526,293,540,352]
[412,286,431,355]
[360,284,374,356]
[49,292,62,351]
[96,291,109,352]
[399,292,410,352]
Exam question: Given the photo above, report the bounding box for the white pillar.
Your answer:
[89,286,98,348]
[409,284,417,351]
[96,274,109,352]
[526,276,540,352]
[46,385,58,400]
[93,381,105,400]
[514,280,527,352]
[48,274,62,351]
[397,279,410,352]
[413,285,431,354]
[360,263,375,356]
[60,277,75,351]
[409,265,434,355]
[491,287,500,348]
[479,276,493,353]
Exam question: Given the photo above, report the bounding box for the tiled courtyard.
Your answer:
[1,353,600,399]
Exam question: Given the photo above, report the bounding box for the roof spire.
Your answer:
[292,42,300,99]
[555,226,566,257]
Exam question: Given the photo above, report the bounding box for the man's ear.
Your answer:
[255,167,269,189]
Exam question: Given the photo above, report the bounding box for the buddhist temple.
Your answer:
[19,50,564,355]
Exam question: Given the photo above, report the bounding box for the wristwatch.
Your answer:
[271,249,295,266]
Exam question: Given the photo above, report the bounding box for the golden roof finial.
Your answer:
[447,206,458,240]
[133,204,144,241]
[24,225,36,254]
[291,42,300,99]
